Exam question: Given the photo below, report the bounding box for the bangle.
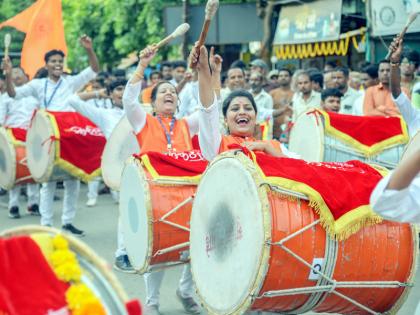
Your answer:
[133,71,144,80]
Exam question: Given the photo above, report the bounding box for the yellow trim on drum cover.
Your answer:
[252,160,383,241]
[140,154,202,185]
[44,112,102,182]
[319,110,409,157]
[6,128,25,147]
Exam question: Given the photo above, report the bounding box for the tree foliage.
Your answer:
[1,0,256,71]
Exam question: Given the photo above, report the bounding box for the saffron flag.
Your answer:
[0,0,67,79]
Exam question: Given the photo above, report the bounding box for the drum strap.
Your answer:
[157,115,176,151]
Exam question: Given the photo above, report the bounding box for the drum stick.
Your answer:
[3,33,11,75]
[155,23,190,49]
[189,0,219,68]
[385,12,419,60]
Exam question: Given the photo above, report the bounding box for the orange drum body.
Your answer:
[120,156,196,273]
[0,127,33,189]
[190,153,417,315]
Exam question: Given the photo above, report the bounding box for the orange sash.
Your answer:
[136,114,192,154]
[219,135,282,154]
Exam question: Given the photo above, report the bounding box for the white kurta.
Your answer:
[0,94,39,129]
[392,92,420,136]
[370,173,420,224]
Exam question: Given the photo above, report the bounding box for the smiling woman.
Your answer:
[192,45,299,161]
[122,45,200,154]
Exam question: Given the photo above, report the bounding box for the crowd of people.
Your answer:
[0,33,419,315]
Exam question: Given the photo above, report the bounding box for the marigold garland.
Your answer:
[33,234,107,315]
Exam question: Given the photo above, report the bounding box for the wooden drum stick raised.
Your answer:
[155,23,190,49]
[189,0,219,68]
[3,33,11,75]
[385,12,419,60]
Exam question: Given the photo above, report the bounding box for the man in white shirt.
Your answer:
[220,67,246,101]
[2,35,99,236]
[0,67,40,219]
[249,72,273,124]
[292,71,321,122]
[67,79,134,273]
[320,88,343,113]
[370,149,420,224]
[332,67,361,114]
[389,36,420,136]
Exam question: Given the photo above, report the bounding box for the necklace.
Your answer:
[43,78,62,108]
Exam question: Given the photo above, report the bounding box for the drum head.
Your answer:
[190,153,270,315]
[289,109,324,162]
[119,157,151,273]
[0,128,16,189]
[401,130,420,163]
[26,111,55,182]
[101,116,140,191]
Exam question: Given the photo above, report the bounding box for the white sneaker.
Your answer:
[86,198,97,207]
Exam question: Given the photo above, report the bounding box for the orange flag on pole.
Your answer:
[0,0,67,79]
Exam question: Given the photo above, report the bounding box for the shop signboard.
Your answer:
[273,0,342,45]
[370,0,420,37]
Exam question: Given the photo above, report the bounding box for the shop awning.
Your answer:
[273,27,366,60]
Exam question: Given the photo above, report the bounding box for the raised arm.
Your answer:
[2,57,16,97]
[80,35,100,73]
[389,36,403,98]
[192,44,221,161]
[387,150,420,190]
[209,46,222,99]
[123,45,157,133]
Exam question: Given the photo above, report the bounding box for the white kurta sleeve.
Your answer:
[122,81,147,134]
[185,111,199,135]
[67,67,97,93]
[67,95,104,128]
[370,173,420,224]
[392,93,420,136]
[198,95,222,161]
[14,80,39,100]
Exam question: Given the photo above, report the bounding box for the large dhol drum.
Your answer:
[0,127,33,189]
[0,225,141,315]
[27,111,73,182]
[101,116,140,191]
[289,110,406,169]
[119,156,196,273]
[190,152,417,315]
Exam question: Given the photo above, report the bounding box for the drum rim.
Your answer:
[387,225,419,315]
[27,110,56,182]
[190,151,272,315]
[101,116,140,191]
[120,156,154,274]
[289,108,325,162]
[0,224,130,313]
[0,127,17,190]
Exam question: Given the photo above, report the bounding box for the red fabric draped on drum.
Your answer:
[139,150,384,239]
[47,111,106,178]
[0,236,68,315]
[8,128,27,144]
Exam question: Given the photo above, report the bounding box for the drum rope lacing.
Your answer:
[41,135,58,154]
[152,195,195,258]
[257,184,411,315]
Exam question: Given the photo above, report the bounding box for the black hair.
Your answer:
[310,72,324,87]
[231,60,247,70]
[150,81,177,103]
[335,66,350,77]
[402,49,420,68]
[378,59,390,67]
[44,50,65,63]
[149,70,162,79]
[112,69,126,78]
[34,67,48,79]
[222,90,257,117]
[278,68,292,76]
[227,67,245,77]
[361,64,379,79]
[161,61,173,69]
[325,60,337,68]
[108,79,127,92]
[97,71,110,78]
[321,88,343,101]
[171,60,187,70]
